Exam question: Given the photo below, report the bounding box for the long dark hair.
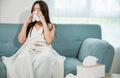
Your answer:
[26,0,51,38]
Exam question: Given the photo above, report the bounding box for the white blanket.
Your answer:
[2,36,65,78]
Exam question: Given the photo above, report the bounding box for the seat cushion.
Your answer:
[64,57,82,76]
[0,58,6,78]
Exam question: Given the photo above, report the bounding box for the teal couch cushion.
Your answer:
[52,24,101,57]
[0,24,22,57]
[0,58,6,78]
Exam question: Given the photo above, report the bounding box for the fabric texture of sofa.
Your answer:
[0,23,114,78]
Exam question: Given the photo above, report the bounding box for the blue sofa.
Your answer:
[0,23,114,78]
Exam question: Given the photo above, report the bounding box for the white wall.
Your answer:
[101,24,120,74]
[0,0,36,23]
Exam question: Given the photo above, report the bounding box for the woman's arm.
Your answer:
[18,23,28,44]
[43,23,55,44]
[38,11,55,44]
[18,13,33,44]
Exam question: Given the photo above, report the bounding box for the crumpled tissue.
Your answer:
[65,73,78,78]
[83,56,98,66]
[32,11,40,22]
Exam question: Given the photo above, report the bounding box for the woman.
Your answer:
[2,1,65,78]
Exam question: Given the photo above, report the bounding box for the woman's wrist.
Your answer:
[42,21,47,26]
[23,22,29,28]
[24,21,29,26]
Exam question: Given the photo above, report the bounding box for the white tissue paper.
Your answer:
[32,11,40,22]
[65,73,78,78]
[83,55,98,66]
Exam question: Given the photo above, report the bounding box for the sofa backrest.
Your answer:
[52,24,101,57]
[0,23,22,58]
[0,23,101,58]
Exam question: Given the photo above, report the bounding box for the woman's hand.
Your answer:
[37,11,46,24]
[24,13,34,25]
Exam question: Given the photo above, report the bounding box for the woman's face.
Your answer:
[33,3,41,12]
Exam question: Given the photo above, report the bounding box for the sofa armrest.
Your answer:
[78,38,114,73]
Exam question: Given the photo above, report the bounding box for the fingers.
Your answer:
[37,11,43,17]
[29,12,34,18]
[38,11,45,22]
[30,11,45,23]
[25,13,34,24]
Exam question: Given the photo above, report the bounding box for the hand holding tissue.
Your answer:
[32,11,40,22]
[77,56,105,78]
